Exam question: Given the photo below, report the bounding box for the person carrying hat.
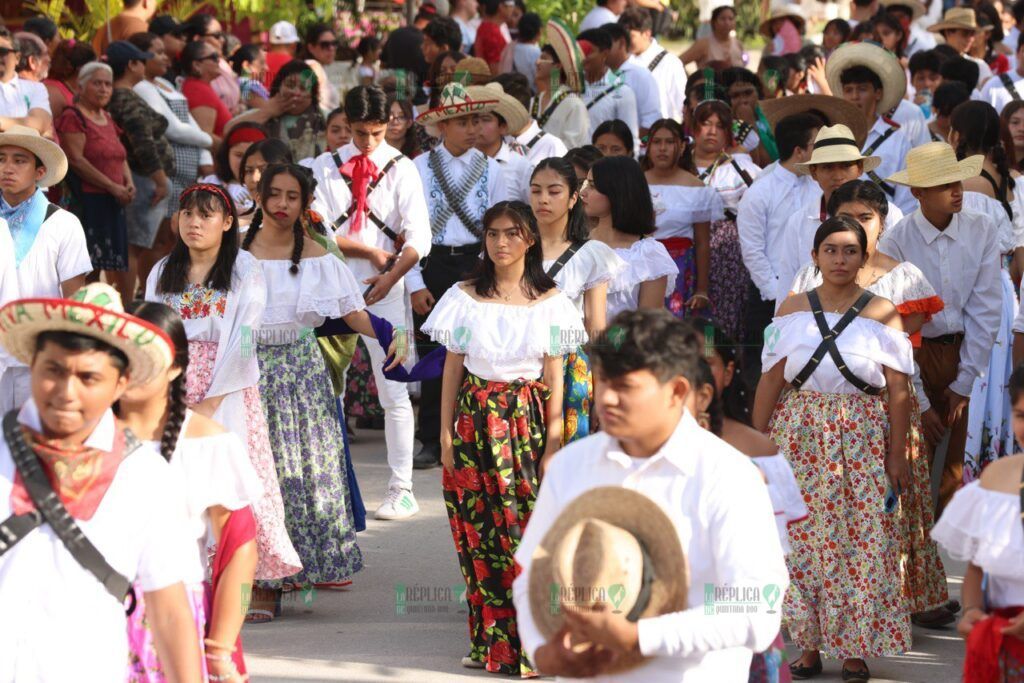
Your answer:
[929,8,994,86]
[578,28,640,148]
[0,283,201,682]
[513,309,788,682]
[533,20,590,150]
[469,83,534,202]
[774,124,906,307]
[877,142,1002,514]
[0,125,92,413]
[825,41,919,216]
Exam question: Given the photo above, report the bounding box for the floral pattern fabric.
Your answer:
[708,218,751,341]
[770,390,911,659]
[344,337,385,420]
[442,372,549,676]
[163,283,228,321]
[659,237,696,318]
[127,582,208,681]
[562,350,592,446]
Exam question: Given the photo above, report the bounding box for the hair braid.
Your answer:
[289,219,304,274]
[159,374,188,462]
[241,208,262,250]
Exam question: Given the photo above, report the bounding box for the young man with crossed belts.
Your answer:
[495,73,568,167]
[977,33,1024,114]
[619,7,686,123]
[578,27,640,147]
[409,82,510,470]
[309,85,432,520]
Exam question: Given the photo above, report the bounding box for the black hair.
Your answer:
[823,18,851,43]
[1001,100,1024,171]
[325,106,346,127]
[839,64,883,90]
[933,43,960,60]
[933,80,971,118]
[424,17,463,52]
[695,356,724,436]
[541,45,567,86]
[180,40,214,78]
[239,138,293,223]
[775,112,825,161]
[1018,31,1024,53]
[784,52,808,80]
[591,156,655,236]
[426,49,465,102]
[977,3,1004,45]
[1013,0,1024,26]
[531,157,590,243]
[564,145,603,175]
[302,22,334,60]
[618,7,653,33]
[874,13,907,56]
[470,200,556,299]
[641,119,692,172]
[124,302,189,462]
[229,43,262,75]
[385,95,420,157]
[577,28,613,52]
[908,49,943,77]
[518,13,542,42]
[345,84,390,123]
[1010,363,1024,404]
[49,40,96,82]
[214,121,268,184]
[588,310,703,384]
[852,21,875,39]
[601,22,630,49]
[593,119,634,156]
[34,331,129,375]
[950,100,1009,188]
[23,16,58,43]
[940,57,980,93]
[242,163,313,275]
[711,5,735,23]
[127,32,158,54]
[812,215,868,254]
[493,72,532,109]
[758,55,790,94]
[158,185,240,294]
[827,179,889,222]
[269,59,321,113]
[357,35,381,58]
[182,13,218,45]
[481,0,502,16]
[719,67,764,100]
[149,15,184,38]
[700,321,749,425]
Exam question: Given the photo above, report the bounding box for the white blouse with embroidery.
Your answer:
[541,240,628,315]
[421,285,587,382]
[605,238,679,321]
[650,184,725,240]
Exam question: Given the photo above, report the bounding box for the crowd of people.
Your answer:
[2,0,1024,681]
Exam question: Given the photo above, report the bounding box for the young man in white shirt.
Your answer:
[409,83,510,469]
[0,29,51,135]
[513,309,788,682]
[469,82,532,202]
[928,7,993,86]
[0,126,92,413]
[494,73,569,166]
[309,86,431,520]
[580,0,626,32]
[976,33,1024,113]
[878,141,1002,512]
[619,8,686,123]
[578,27,639,147]
[602,22,661,135]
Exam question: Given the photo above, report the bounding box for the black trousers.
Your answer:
[740,280,775,405]
[414,246,482,446]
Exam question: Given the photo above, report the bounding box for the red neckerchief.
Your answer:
[339,153,380,235]
[819,195,827,222]
[9,424,129,521]
[964,607,1024,683]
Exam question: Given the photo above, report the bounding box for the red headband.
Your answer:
[226,127,267,148]
[179,183,235,215]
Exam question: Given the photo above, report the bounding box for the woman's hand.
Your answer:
[110,183,133,206]
[885,450,910,494]
[807,56,829,94]
[384,333,407,370]
[686,292,710,311]
[957,607,988,639]
[441,442,455,472]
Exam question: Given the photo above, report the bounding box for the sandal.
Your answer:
[789,656,823,679]
[911,606,957,628]
[246,587,281,622]
[244,608,274,624]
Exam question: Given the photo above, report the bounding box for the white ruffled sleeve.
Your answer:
[760,313,801,373]
[206,251,264,399]
[788,264,821,296]
[931,481,1024,578]
[684,186,725,224]
[555,240,629,300]
[863,318,915,374]
[176,429,263,520]
[751,454,809,554]
[262,255,365,326]
[611,238,679,295]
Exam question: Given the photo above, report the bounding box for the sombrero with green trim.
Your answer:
[0,283,175,387]
[545,19,585,94]
[416,81,500,127]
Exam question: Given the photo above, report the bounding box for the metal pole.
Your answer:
[406,0,417,26]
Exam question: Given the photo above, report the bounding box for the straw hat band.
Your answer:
[814,136,859,149]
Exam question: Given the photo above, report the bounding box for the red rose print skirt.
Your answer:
[442,372,549,676]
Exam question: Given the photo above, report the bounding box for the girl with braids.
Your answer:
[242,163,403,604]
[643,118,724,318]
[530,157,626,443]
[238,138,294,229]
[144,183,301,620]
[950,100,1024,485]
[120,301,262,683]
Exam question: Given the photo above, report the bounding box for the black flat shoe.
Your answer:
[841,664,870,681]
[946,599,961,613]
[911,606,957,628]
[789,658,823,679]
[413,443,442,470]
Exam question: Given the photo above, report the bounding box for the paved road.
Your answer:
[243,428,966,682]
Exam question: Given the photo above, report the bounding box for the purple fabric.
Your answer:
[315,312,447,382]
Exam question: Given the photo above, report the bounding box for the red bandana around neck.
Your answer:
[340,153,381,235]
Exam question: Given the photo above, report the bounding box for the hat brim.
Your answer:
[416,98,501,127]
[758,95,869,148]
[794,151,882,175]
[528,487,689,674]
[469,86,530,134]
[927,21,984,33]
[0,298,174,387]
[546,19,585,94]
[759,12,806,39]
[825,42,906,116]
[886,154,984,187]
[0,133,67,187]
[882,0,925,21]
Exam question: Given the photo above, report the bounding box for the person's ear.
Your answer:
[35,163,46,184]
[671,374,692,407]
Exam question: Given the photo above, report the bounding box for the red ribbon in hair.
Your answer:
[964,607,1024,683]
[339,154,380,235]
[225,126,267,148]
[179,183,235,216]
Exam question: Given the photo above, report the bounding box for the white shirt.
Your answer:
[492,141,533,203]
[455,16,477,54]
[976,70,1024,114]
[134,78,213,149]
[697,153,761,210]
[510,120,569,167]
[905,24,937,58]
[736,163,818,301]
[533,86,590,149]
[631,40,687,123]
[614,61,662,129]
[650,184,724,241]
[878,209,1002,396]
[0,76,50,118]
[891,98,931,148]
[968,54,994,88]
[0,400,193,683]
[513,410,788,682]
[579,5,619,32]
[584,73,640,148]
[310,141,432,285]
[864,116,917,215]
[606,238,678,319]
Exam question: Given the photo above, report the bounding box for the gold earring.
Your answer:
[697,409,711,431]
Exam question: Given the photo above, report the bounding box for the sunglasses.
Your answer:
[0,47,19,59]
[317,40,339,49]
[205,31,224,40]
[197,53,220,63]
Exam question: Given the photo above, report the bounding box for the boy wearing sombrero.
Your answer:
[468,82,534,203]
[408,81,511,469]
[929,7,993,85]
[825,41,919,215]
[513,310,787,681]
[0,283,201,681]
[0,125,92,413]
[533,19,590,149]
[495,73,571,165]
[878,141,1002,512]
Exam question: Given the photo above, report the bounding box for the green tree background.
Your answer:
[528,0,765,40]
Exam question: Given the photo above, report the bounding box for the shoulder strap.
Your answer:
[526,131,545,150]
[730,159,754,188]
[979,168,1014,221]
[43,203,59,222]
[863,124,898,156]
[647,50,669,72]
[545,241,585,279]
[1019,461,1024,533]
[790,290,881,394]
[1001,72,1023,101]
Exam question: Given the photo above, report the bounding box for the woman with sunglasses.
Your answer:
[182,13,240,116]
[302,23,341,113]
[180,40,232,145]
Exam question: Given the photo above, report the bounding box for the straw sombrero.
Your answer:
[0,283,175,387]
[453,57,492,84]
[928,7,985,33]
[759,94,869,148]
[794,124,881,174]
[0,125,67,188]
[468,83,530,134]
[881,0,926,21]
[528,487,688,673]
[824,41,906,116]
[545,19,585,94]
[886,141,983,187]
[759,5,806,39]
[416,81,500,127]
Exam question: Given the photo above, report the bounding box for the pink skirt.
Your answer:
[127,582,208,682]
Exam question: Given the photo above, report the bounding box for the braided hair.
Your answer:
[951,100,1012,195]
[124,302,190,462]
[242,163,316,275]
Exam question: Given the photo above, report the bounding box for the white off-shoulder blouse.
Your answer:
[541,240,627,315]
[605,238,679,321]
[650,184,725,241]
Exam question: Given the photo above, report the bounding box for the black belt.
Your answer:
[431,242,481,257]
[922,333,964,345]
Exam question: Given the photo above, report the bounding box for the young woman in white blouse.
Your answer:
[753,216,914,681]
[581,155,678,321]
[531,157,625,443]
[422,200,586,675]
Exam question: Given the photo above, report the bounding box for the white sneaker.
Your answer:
[374,487,419,520]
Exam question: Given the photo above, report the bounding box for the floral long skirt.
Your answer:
[562,350,592,445]
[708,218,751,341]
[769,390,910,658]
[187,341,301,580]
[658,236,695,318]
[964,268,1018,482]
[442,372,549,676]
[344,337,385,421]
[127,582,208,681]
[256,335,363,587]
[898,391,948,612]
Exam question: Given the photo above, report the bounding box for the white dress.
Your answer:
[540,240,627,316]
[650,184,725,241]
[604,238,678,321]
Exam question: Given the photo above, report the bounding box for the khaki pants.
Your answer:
[915,338,968,512]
